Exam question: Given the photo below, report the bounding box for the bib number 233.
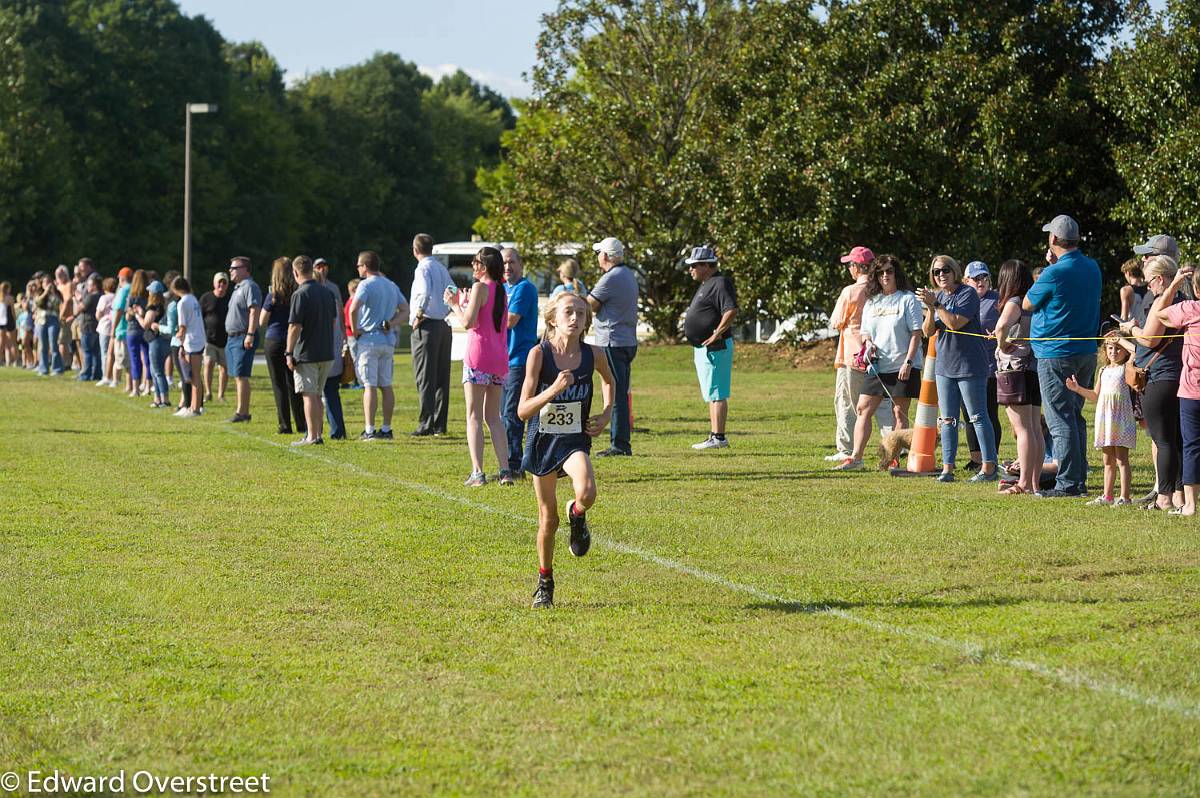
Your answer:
[540,401,582,434]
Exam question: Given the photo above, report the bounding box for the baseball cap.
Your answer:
[1041,214,1080,241]
[118,266,133,280]
[1133,234,1180,259]
[213,271,229,284]
[684,245,718,265]
[592,237,624,258]
[839,246,875,265]
[148,280,166,294]
[965,261,990,279]
[314,258,328,267]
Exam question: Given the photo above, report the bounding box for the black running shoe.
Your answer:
[358,430,376,441]
[532,576,554,608]
[375,429,394,440]
[567,500,591,557]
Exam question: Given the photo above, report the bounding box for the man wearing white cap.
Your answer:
[682,245,737,450]
[1023,214,1101,497]
[587,236,639,456]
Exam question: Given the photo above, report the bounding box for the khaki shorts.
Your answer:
[204,342,227,368]
[293,360,332,394]
[114,336,128,369]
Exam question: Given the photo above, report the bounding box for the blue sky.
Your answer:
[177,0,560,98]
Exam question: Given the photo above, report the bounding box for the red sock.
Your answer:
[539,567,552,578]
[571,502,586,517]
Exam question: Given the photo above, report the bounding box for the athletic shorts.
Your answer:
[356,342,395,388]
[294,360,332,394]
[693,341,733,402]
[204,343,227,368]
[462,365,504,386]
[114,336,128,369]
[862,369,921,399]
[225,335,257,378]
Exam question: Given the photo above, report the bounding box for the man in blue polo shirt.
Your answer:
[501,247,539,476]
[1023,214,1101,497]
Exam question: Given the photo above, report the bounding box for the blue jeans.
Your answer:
[148,336,171,397]
[127,333,149,384]
[323,375,346,439]
[605,345,637,453]
[80,331,101,380]
[935,374,995,466]
[1038,353,1095,493]
[502,363,526,472]
[37,317,63,374]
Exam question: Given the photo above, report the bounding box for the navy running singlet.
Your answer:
[527,339,594,477]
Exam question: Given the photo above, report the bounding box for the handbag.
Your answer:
[995,368,1028,405]
[1125,347,1164,393]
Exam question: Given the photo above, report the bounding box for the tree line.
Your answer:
[0,0,514,291]
[478,0,1200,339]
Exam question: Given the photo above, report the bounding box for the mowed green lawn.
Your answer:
[1,345,1197,796]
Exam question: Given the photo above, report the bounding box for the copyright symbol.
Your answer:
[0,772,19,791]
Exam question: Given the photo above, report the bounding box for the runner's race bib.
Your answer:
[540,401,582,434]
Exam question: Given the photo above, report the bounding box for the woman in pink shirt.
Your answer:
[1156,263,1200,515]
[445,246,511,487]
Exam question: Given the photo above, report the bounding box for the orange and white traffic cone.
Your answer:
[891,332,940,476]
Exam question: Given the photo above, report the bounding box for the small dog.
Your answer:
[877,427,914,470]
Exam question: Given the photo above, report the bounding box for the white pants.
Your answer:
[834,366,893,454]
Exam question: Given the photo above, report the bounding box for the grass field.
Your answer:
[1,345,1198,796]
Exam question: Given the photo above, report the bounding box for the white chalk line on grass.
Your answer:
[67,381,1200,720]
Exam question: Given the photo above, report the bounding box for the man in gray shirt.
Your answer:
[587,236,639,456]
[408,233,454,436]
[223,256,262,423]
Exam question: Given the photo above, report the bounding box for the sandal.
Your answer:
[999,484,1027,495]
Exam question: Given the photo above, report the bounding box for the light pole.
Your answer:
[183,102,217,283]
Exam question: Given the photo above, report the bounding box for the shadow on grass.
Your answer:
[748,594,1149,613]
[607,470,841,484]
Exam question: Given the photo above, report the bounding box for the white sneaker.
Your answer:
[824,451,852,461]
[692,436,729,450]
[95,379,106,387]
[832,458,865,471]
[174,408,197,418]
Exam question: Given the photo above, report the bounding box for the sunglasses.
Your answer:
[877,268,895,275]
[931,268,951,277]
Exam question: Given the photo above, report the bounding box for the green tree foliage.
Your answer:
[477,0,746,339]
[0,1,514,291]
[1097,0,1200,256]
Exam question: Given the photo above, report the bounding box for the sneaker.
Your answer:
[595,447,632,457]
[497,470,515,486]
[358,430,376,441]
[567,500,591,557]
[1034,488,1085,498]
[832,458,864,471]
[291,436,324,446]
[1086,496,1114,506]
[823,451,852,461]
[376,429,394,440]
[692,435,729,450]
[935,472,955,483]
[962,460,982,473]
[175,409,198,418]
[464,471,487,487]
[410,429,435,437]
[1112,497,1133,507]
[531,576,554,608]
[227,413,251,423]
[967,470,999,483]
[1135,489,1159,508]
[95,379,106,387]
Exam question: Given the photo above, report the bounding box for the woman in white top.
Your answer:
[836,255,924,470]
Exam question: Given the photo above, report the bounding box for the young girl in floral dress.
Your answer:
[1066,333,1137,506]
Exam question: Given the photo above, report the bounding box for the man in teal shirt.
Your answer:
[1023,214,1101,497]
[111,266,133,391]
[501,247,539,476]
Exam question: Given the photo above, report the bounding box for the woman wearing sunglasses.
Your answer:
[916,255,998,482]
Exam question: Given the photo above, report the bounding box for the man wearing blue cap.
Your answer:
[1023,214,1102,497]
[682,245,738,450]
